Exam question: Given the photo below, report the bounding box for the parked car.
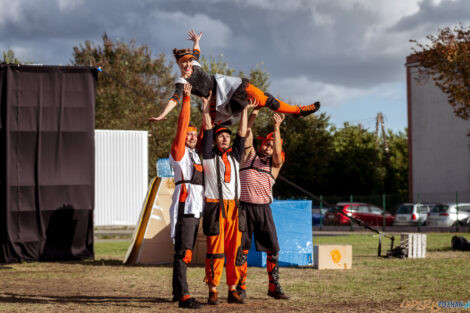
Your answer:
[312,206,330,226]
[323,202,394,226]
[427,203,470,227]
[394,203,433,226]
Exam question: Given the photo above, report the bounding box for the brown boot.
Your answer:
[227,290,246,304]
[208,291,218,305]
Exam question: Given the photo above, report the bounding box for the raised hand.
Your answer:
[201,90,212,113]
[246,98,260,110]
[183,83,192,97]
[187,29,203,44]
[273,113,285,128]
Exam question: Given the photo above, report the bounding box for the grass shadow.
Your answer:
[427,246,454,252]
[0,292,172,307]
[54,259,177,268]
[0,265,13,270]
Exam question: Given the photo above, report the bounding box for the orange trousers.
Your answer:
[205,199,242,287]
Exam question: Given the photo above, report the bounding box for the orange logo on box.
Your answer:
[330,249,342,263]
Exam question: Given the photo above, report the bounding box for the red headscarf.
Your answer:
[187,125,198,134]
[257,132,285,162]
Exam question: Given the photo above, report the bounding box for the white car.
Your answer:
[394,203,433,226]
[427,203,470,227]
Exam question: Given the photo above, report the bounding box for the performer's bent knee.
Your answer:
[267,251,279,262]
[263,92,281,111]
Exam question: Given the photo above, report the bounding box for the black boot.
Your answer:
[298,101,320,117]
[236,283,247,299]
[266,252,289,300]
[179,297,202,309]
[267,284,290,300]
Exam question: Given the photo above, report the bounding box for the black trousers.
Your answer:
[240,202,280,253]
[172,202,200,299]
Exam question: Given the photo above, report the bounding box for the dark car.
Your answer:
[323,202,394,226]
[312,206,330,226]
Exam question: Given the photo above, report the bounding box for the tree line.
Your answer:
[3,34,408,202]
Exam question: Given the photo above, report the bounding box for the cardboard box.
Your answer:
[313,245,352,270]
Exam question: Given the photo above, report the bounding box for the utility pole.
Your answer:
[375,113,389,154]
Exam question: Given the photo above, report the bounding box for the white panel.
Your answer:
[402,233,426,259]
[408,65,470,203]
[95,130,148,226]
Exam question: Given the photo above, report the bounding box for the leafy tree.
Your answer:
[273,113,334,199]
[384,129,408,195]
[2,48,32,64]
[326,123,385,196]
[69,35,409,199]
[72,34,179,177]
[411,25,470,120]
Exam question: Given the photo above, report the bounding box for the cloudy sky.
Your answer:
[1,0,469,131]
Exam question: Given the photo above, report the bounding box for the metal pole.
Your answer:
[417,193,421,232]
[382,193,386,231]
[320,195,323,229]
[350,195,353,231]
[456,191,459,233]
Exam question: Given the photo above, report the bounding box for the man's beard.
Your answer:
[186,141,197,149]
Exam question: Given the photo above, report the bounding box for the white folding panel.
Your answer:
[401,233,427,258]
[95,130,148,226]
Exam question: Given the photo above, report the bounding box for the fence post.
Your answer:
[320,195,323,229]
[417,193,421,232]
[456,191,459,233]
[382,193,386,231]
[350,195,353,231]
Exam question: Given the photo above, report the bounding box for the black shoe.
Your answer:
[172,295,179,302]
[179,297,202,309]
[227,290,246,304]
[298,101,320,117]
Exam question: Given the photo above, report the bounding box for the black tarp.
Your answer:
[0,64,97,263]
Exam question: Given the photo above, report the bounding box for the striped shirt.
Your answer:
[240,149,275,204]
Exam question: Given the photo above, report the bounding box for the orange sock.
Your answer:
[245,83,300,114]
[181,294,191,302]
[275,99,300,114]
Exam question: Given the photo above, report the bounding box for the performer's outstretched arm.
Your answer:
[187,29,203,55]
[238,99,258,137]
[201,91,213,131]
[201,92,214,159]
[241,101,260,165]
[271,113,285,178]
[149,99,178,122]
[170,84,192,161]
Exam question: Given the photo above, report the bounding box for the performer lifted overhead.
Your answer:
[150,29,320,126]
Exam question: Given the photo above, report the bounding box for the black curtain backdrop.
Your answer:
[0,64,97,263]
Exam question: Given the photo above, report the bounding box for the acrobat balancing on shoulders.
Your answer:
[150,29,320,126]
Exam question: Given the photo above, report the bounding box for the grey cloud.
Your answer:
[391,0,470,32]
[1,0,468,92]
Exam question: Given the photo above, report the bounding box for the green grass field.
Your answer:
[1,233,469,312]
